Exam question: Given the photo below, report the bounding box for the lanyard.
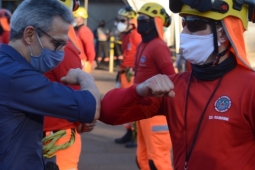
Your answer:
[184,75,223,170]
[134,42,150,78]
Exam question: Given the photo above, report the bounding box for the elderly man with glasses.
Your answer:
[0,0,100,169]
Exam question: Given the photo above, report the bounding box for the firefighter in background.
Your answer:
[0,8,12,44]
[43,1,96,169]
[73,7,95,73]
[114,6,141,148]
[134,3,175,169]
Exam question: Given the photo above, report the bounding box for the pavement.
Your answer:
[78,69,139,170]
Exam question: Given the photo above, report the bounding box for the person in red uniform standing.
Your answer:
[134,3,175,170]
[114,6,141,148]
[0,8,11,44]
[100,0,255,169]
[73,7,95,73]
[43,1,96,169]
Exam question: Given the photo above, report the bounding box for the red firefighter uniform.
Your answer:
[100,1,255,170]
[43,25,83,170]
[37,1,84,169]
[117,7,141,133]
[120,29,141,88]
[134,3,175,170]
[73,7,95,73]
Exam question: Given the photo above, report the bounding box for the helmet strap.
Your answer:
[209,21,230,66]
[213,43,231,66]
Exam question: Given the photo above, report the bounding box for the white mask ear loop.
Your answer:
[35,32,43,48]
[28,31,43,57]
[28,45,33,56]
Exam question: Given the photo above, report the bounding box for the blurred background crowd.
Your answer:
[1,0,255,72]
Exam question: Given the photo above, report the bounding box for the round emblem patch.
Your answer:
[214,96,231,112]
[140,56,146,63]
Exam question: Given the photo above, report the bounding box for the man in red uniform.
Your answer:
[73,7,95,73]
[43,1,96,169]
[134,3,175,169]
[100,0,255,169]
[114,6,141,148]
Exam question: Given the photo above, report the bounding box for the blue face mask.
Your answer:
[28,33,64,73]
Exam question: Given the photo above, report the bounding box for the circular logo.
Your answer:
[214,96,231,112]
[140,56,146,63]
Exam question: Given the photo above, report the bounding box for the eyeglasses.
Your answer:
[37,28,67,51]
[182,17,209,32]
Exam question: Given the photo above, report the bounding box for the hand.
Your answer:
[136,74,175,98]
[76,120,97,133]
[61,68,94,85]
[61,68,101,121]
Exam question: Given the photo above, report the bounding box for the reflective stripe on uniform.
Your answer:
[151,125,169,132]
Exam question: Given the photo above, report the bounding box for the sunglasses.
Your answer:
[37,28,67,51]
[182,17,210,32]
[118,19,127,23]
[137,15,150,22]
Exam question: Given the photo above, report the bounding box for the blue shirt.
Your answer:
[0,44,96,170]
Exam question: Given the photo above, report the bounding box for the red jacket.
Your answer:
[0,31,9,44]
[121,29,141,69]
[135,38,175,83]
[43,39,82,131]
[100,64,255,170]
[75,25,95,63]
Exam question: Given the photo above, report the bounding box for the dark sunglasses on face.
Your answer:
[37,28,67,51]
[137,16,150,23]
[182,17,209,32]
[118,19,127,23]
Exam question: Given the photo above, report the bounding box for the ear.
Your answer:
[217,28,228,44]
[23,26,36,45]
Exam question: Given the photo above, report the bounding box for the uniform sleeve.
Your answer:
[99,85,163,125]
[9,69,96,123]
[154,43,176,75]
[79,27,96,63]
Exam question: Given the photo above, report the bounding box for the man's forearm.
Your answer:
[79,74,101,120]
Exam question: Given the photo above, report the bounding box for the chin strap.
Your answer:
[209,21,231,66]
[213,43,231,66]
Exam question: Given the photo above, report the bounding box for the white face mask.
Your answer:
[117,22,127,32]
[180,33,215,65]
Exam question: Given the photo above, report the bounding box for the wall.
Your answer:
[81,1,125,32]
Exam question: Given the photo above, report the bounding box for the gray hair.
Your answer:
[10,0,74,40]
